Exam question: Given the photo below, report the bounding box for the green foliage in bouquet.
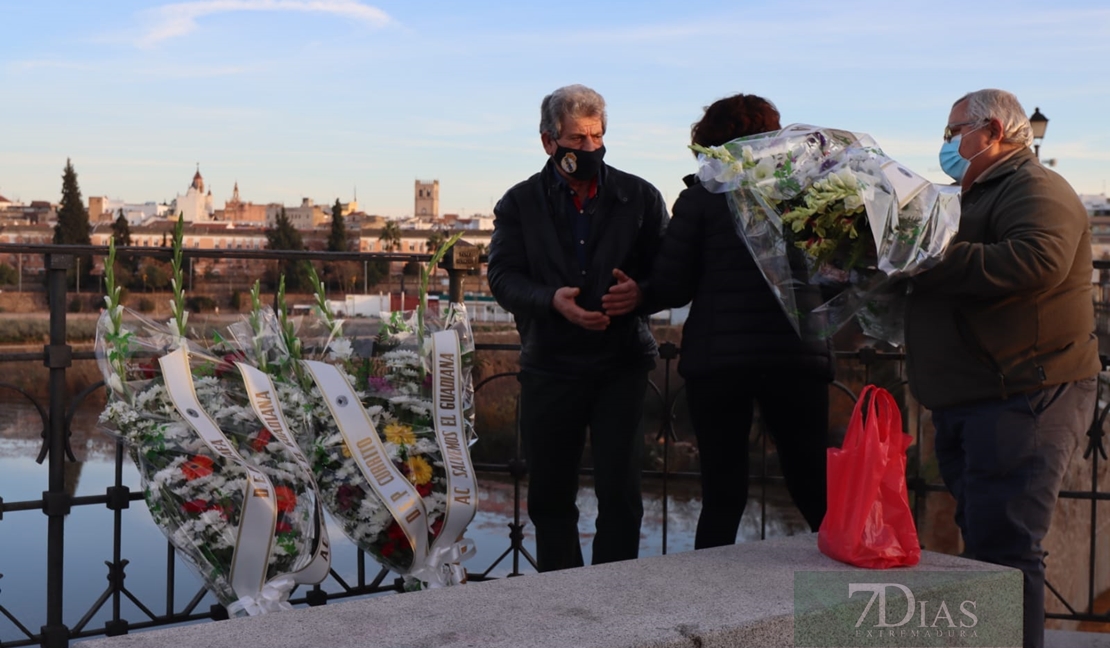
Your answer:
[779,169,871,271]
[692,139,876,274]
[691,125,962,344]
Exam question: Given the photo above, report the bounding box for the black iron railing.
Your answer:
[1,246,1109,646]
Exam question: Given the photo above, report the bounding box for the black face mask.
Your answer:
[553,145,606,180]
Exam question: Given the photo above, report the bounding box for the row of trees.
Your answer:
[41,160,449,295]
[267,199,390,291]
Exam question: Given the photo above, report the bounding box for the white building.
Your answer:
[90,197,170,226]
[446,213,495,230]
[172,168,215,223]
[1082,194,1110,216]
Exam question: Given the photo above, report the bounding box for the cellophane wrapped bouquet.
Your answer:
[95,221,330,617]
[693,124,961,344]
[230,234,479,590]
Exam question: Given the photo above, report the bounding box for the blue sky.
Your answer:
[1,0,1108,217]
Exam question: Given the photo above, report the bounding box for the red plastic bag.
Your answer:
[818,384,920,568]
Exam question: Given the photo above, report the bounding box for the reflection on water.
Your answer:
[1,397,809,639]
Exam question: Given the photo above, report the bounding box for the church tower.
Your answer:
[174,164,214,222]
[414,180,439,219]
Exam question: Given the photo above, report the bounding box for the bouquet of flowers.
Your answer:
[694,124,961,343]
[350,282,478,582]
[96,221,330,616]
[231,235,478,590]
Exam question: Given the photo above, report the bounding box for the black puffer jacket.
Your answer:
[488,161,669,377]
[646,176,833,380]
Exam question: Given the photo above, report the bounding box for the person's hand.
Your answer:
[552,286,610,331]
[600,269,641,316]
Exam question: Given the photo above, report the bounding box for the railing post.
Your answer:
[439,241,479,303]
[42,253,73,648]
[658,342,679,555]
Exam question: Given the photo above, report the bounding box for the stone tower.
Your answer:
[414,180,439,219]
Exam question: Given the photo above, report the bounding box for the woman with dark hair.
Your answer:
[647,94,833,548]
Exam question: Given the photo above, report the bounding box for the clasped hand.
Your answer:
[552,269,641,331]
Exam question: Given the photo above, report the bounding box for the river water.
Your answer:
[0,396,809,641]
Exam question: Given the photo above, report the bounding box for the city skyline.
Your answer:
[2,0,1109,217]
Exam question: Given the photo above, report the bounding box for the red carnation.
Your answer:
[386,521,407,541]
[181,455,215,481]
[249,428,273,453]
[274,485,297,513]
[182,499,208,514]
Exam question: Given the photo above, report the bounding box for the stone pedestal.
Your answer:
[82,534,1021,648]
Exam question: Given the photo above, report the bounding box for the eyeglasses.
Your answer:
[943,120,983,143]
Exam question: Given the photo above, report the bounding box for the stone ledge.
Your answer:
[81,534,1019,648]
[1047,630,1110,648]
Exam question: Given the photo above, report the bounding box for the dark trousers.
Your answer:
[518,370,648,572]
[933,378,1096,648]
[684,374,829,549]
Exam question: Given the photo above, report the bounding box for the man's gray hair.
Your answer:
[539,84,607,139]
[955,89,1034,148]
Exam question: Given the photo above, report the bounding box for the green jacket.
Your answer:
[905,147,1100,409]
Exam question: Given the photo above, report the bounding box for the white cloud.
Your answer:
[137,0,391,47]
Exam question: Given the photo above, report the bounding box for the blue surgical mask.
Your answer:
[939,124,989,183]
[939,135,970,183]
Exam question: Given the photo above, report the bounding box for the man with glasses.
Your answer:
[906,88,1100,648]
[487,84,668,572]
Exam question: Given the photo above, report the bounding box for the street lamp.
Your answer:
[1029,107,1049,160]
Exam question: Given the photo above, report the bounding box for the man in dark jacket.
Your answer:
[907,88,1100,648]
[487,84,668,572]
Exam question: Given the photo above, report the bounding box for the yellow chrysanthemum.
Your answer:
[406,456,433,486]
[341,442,351,458]
[384,423,416,446]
